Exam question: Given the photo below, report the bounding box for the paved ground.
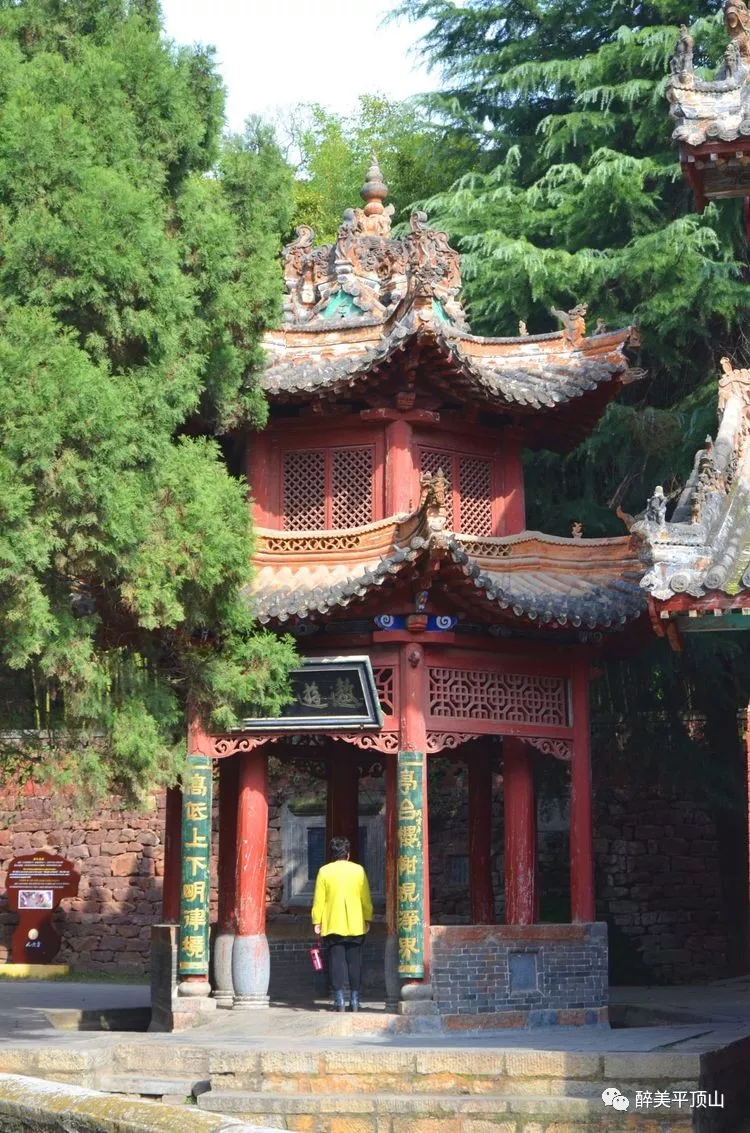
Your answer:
[0,978,748,1054]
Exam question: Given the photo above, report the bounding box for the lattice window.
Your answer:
[459,456,492,536]
[283,450,325,530]
[428,668,568,727]
[420,448,454,527]
[331,446,374,529]
[373,666,395,717]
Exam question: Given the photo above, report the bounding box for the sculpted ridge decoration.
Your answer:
[634,358,750,599]
[667,1,750,144]
[282,154,468,329]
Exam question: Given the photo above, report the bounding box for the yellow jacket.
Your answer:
[311,859,373,937]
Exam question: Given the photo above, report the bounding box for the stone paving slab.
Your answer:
[0,980,746,1058]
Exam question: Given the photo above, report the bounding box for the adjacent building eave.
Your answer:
[635,359,750,608]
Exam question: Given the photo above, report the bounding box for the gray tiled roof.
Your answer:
[261,322,629,413]
[250,529,645,629]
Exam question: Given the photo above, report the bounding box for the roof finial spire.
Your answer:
[360,151,388,216]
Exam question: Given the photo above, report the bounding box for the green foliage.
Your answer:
[395,0,750,807]
[397,2,747,525]
[281,95,478,242]
[0,0,296,800]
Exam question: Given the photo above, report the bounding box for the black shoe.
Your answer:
[350,992,360,1012]
[334,990,346,1012]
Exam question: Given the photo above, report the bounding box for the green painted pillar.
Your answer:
[396,750,425,979]
[177,753,213,996]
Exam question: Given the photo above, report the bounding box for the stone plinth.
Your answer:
[430,922,608,1025]
[149,924,216,1032]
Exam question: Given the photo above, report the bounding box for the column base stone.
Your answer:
[233,994,271,1010]
[232,932,270,1007]
[399,980,438,1016]
[212,929,235,1008]
[177,978,211,998]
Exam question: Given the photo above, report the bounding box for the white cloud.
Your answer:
[160,1,438,134]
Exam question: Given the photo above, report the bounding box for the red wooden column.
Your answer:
[162,786,182,923]
[326,748,360,860]
[570,660,595,922]
[386,419,415,515]
[503,737,537,925]
[502,428,526,534]
[468,748,496,924]
[213,755,239,1007]
[231,749,270,1009]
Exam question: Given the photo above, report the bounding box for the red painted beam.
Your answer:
[469,749,496,924]
[503,738,536,925]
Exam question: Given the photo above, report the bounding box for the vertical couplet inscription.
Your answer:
[397,751,425,979]
[178,755,213,978]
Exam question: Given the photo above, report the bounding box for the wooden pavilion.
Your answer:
[155,159,647,1028]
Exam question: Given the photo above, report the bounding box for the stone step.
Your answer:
[196,1090,694,1130]
[203,1048,701,1096]
[107,1044,702,1099]
[95,1073,210,1101]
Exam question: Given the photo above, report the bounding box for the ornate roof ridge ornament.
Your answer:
[281,159,468,330]
[666,0,750,218]
[360,151,390,216]
[635,353,750,600]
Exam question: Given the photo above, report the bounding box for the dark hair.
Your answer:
[330,837,350,861]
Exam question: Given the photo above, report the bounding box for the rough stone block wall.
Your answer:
[430,923,608,1018]
[0,760,735,988]
[593,786,730,982]
[427,753,504,923]
[268,931,386,1001]
[0,782,169,973]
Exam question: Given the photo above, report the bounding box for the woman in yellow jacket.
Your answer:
[312,836,373,1012]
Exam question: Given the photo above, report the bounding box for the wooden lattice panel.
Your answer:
[283,450,325,530]
[420,448,454,526]
[428,668,568,727]
[459,455,492,536]
[332,446,374,529]
[373,666,395,717]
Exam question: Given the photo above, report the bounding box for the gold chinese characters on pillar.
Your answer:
[397,752,425,979]
[178,755,213,978]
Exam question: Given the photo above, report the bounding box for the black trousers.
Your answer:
[323,933,364,993]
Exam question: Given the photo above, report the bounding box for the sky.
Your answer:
[159,1,439,135]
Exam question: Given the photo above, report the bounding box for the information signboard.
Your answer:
[6,851,79,963]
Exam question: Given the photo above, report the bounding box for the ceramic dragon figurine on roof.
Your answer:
[281,154,468,329]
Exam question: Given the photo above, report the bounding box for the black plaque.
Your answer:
[238,656,382,732]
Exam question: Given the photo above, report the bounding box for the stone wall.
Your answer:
[593,786,731,983]
[430,923,608,1023]
[0,782,168,973]
[0,758,738,986]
